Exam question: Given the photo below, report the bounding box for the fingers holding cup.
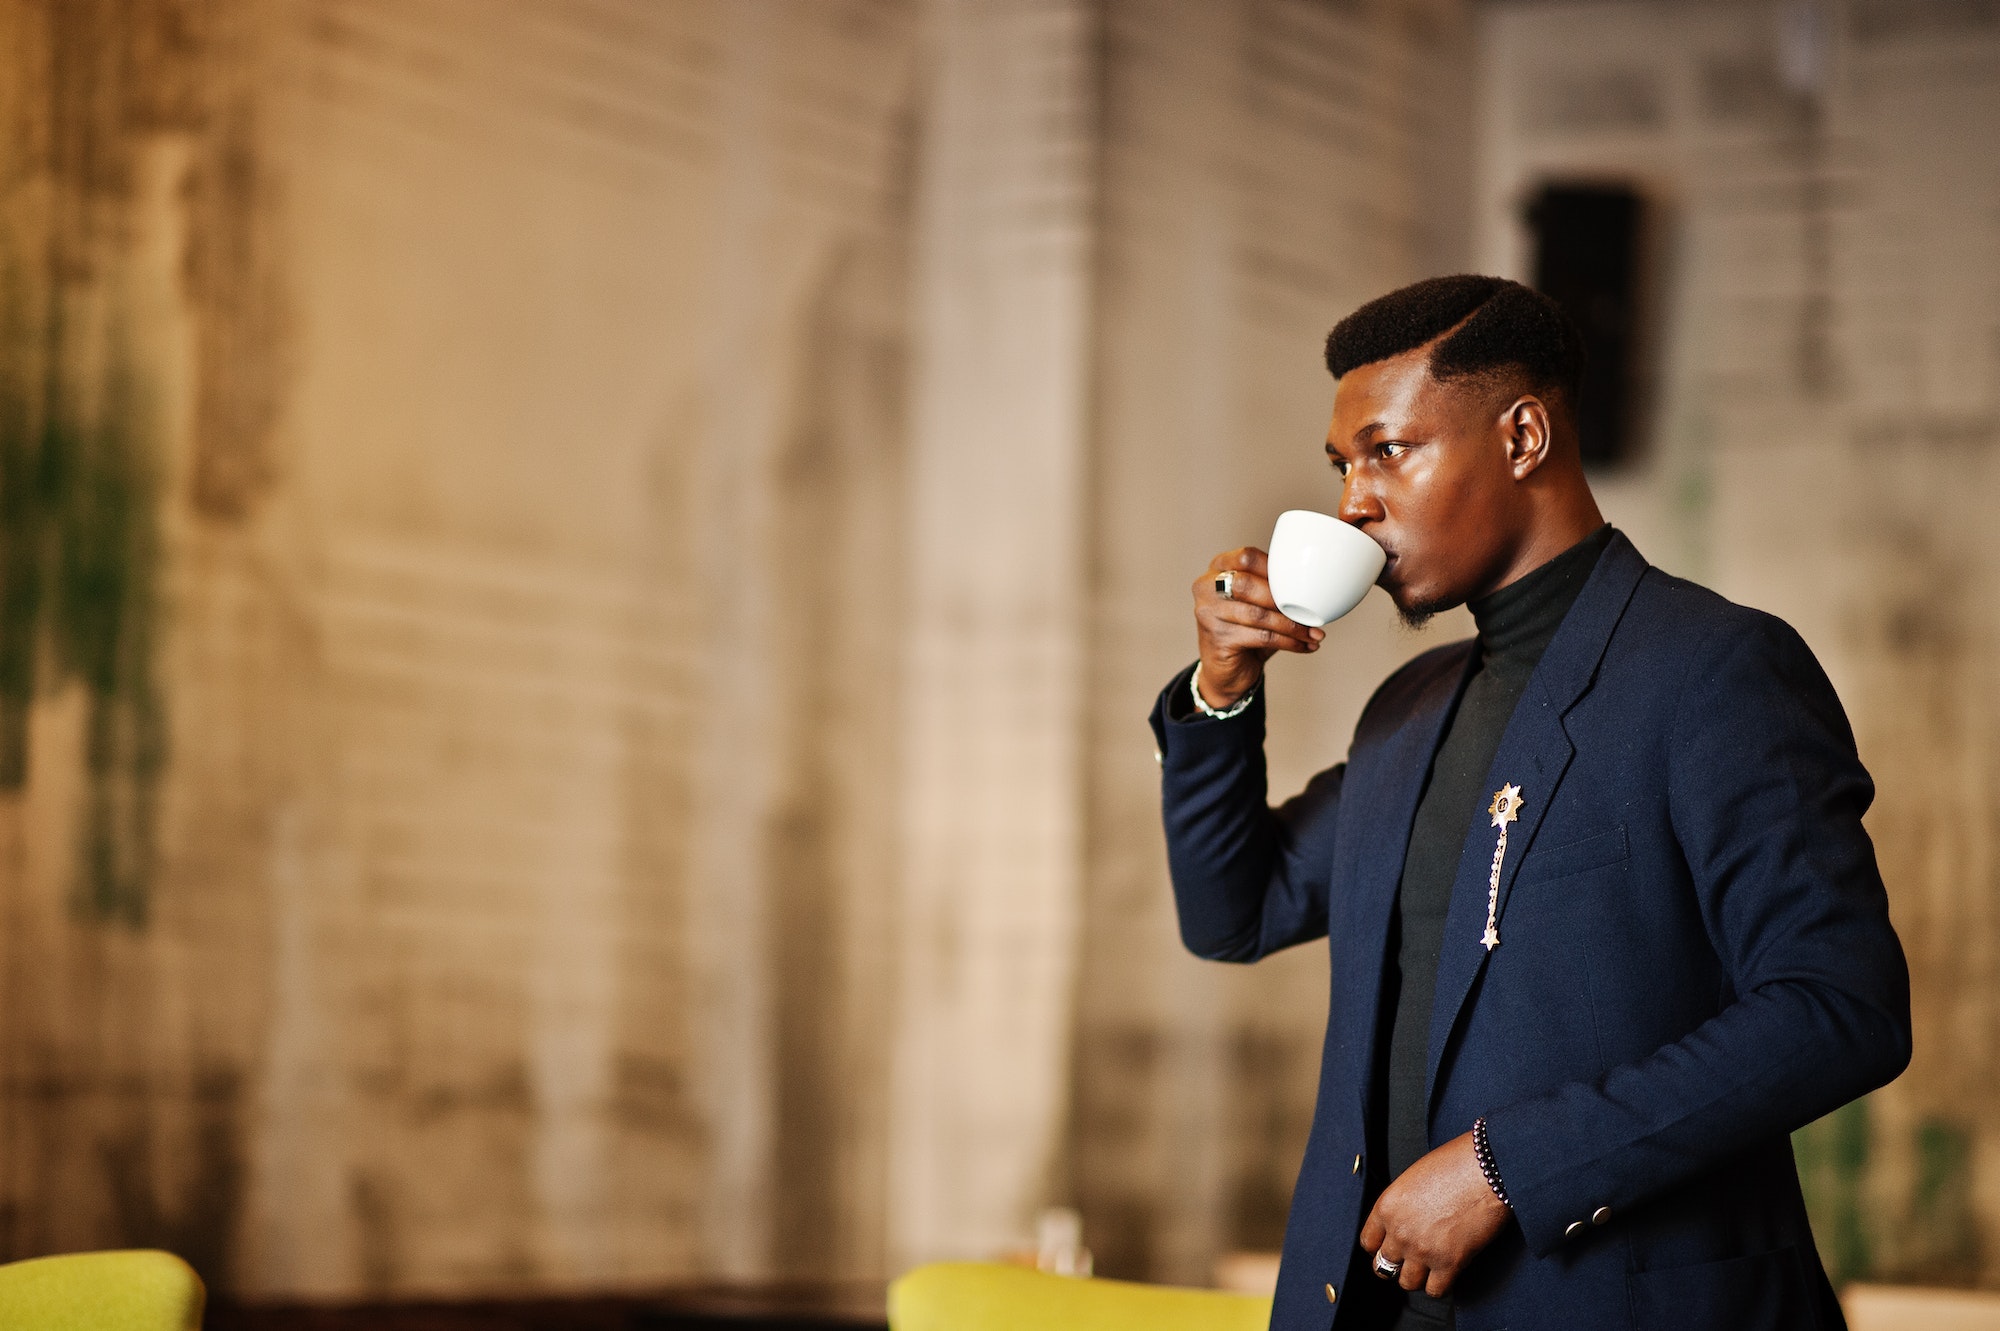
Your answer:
[1197,551,1319,638]
[1195,572,1321,654]
[1214,599,1321,653]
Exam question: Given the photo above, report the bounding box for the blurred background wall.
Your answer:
[1472,0,2000,1291]
[0,0,1993,1305]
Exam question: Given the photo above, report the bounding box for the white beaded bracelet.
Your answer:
[1191,663,1257,720]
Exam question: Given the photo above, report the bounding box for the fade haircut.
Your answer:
[1324,274,1584,409]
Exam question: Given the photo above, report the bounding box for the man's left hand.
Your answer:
[1359,1131,1511,1298]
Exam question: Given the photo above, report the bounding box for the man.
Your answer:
[1151,275,1910,1331]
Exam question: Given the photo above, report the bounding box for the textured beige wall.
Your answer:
[1476,0,2000,1290]
[1,0,925,1297]
[0,0,1480,1297]
[6,0,1987,1306]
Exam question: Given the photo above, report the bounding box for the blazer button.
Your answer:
[1352,1153,1362,1175]
[1592,1206,1612,1225]
[1565,1221,1586,1239]
[1324,1282,1338,1303]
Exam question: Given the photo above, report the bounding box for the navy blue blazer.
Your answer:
[1151,534,1910,1331]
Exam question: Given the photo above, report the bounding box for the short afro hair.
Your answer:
[1324,274,1584,406]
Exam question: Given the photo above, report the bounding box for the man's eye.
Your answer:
[1332,459,1351,476]
[1381,442,1407,459]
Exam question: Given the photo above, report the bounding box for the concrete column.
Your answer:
[689,3,783,1279]
[889,0,1098,1269]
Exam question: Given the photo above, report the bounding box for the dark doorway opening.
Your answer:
[1526,183,1648,469]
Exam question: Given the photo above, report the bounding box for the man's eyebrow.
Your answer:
[1320,425,1384,455]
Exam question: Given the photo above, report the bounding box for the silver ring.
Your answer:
[1372,1253,1402,1280]
[1215,571,1235,600]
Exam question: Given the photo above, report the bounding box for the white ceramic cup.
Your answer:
[1265,509,1386,627]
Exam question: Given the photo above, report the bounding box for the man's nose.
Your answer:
[1338,477,1381,526]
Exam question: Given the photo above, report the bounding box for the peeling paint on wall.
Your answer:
[0,290,164,924]
[0,0,281,924]
[0,0,286,1285]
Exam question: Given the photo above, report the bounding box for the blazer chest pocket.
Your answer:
[1521,825,1628,886]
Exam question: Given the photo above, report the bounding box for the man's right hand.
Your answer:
[1191,547,1323,709]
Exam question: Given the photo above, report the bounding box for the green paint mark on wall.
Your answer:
[1793,1097,1872,1284]
[0,266,165,928]
[1905,1116,1978,1283]
[1796,1102,1984,1286]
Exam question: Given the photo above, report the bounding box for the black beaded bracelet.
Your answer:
[1472,1116,1512,1210]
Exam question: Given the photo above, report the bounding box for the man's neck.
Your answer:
[1476,494,1606,600]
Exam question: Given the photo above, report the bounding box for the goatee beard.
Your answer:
[1397,597,1455,631]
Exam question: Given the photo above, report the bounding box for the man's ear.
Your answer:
[1500,395,1554,479]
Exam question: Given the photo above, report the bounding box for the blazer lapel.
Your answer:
[1421,534,1651,1123]
[1341,644,1477,1106]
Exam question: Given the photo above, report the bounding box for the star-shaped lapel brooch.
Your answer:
[1481,784,1526,951]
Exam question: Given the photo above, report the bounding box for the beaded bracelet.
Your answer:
[1190,662,1257,721]
[1473,1116,1512,1210]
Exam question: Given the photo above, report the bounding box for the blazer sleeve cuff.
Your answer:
[1482,1101,1617,1258]
[1149,663,1267,761]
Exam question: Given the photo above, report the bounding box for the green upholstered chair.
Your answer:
[890,1261,1271,1331]
[0,1250,204,1331]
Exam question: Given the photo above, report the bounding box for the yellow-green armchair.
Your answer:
[0,1250,204,1331]
[890,1261,1271,1331]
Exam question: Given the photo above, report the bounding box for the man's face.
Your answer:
[1325,348,1523,620]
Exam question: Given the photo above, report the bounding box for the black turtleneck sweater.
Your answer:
[1371,524,1613,1329]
